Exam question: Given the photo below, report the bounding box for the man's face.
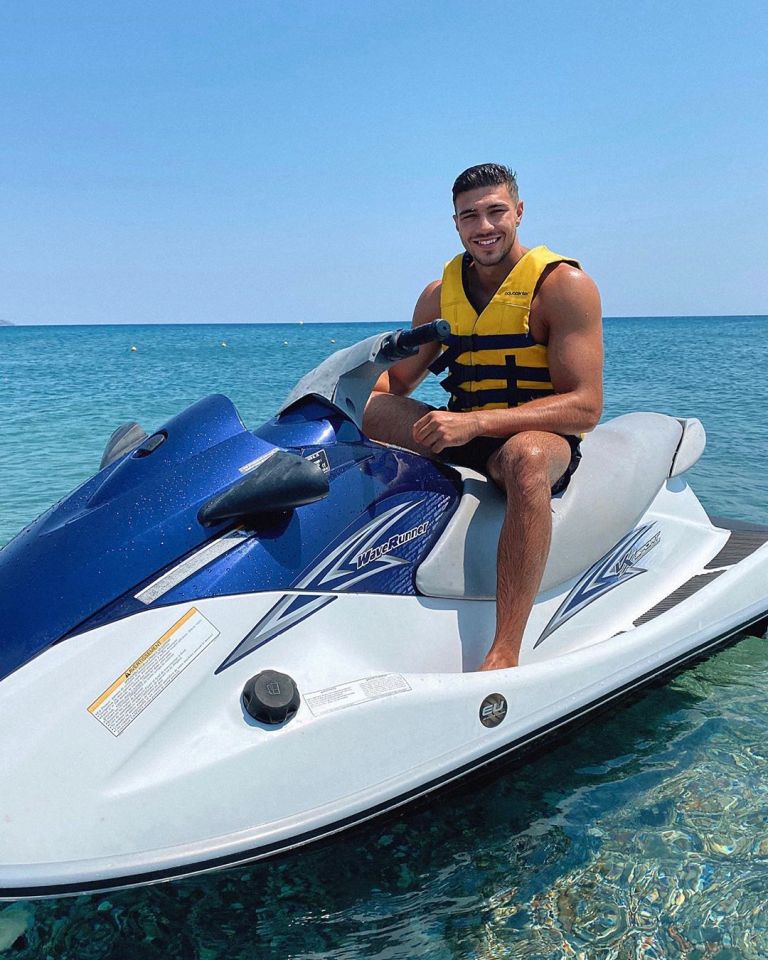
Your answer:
[453,185,524,267]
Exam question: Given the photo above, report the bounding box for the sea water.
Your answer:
[0,317,766,958]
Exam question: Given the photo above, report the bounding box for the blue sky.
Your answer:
[1,0,766,323]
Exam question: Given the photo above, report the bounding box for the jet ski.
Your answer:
[1,320,767,901]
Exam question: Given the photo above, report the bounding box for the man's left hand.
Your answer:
[412,410,481,454]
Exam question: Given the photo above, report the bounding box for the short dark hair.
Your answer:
[452,164,519,204]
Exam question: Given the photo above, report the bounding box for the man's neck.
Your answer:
[468,242,529,299]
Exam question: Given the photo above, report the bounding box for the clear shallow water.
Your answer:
[0,317,767,958]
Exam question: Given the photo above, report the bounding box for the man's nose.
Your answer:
[476,212,494,232]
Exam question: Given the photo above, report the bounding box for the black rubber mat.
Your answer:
[634,571,724,626]
[634,519,768,627]
[705,519,768,569]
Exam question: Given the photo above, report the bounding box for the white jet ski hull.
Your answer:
[2,478,766,899]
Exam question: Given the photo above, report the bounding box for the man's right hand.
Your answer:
[412,409,481,453]
[371,281,443,397]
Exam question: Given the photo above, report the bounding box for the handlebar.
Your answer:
[380,319,451,361]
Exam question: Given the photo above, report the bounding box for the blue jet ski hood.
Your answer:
[0,395,276,681]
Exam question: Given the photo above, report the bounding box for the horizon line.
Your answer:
[2,314,767,328]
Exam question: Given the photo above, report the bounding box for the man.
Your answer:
[364,163,603,670]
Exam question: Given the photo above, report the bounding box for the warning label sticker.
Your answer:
[88,608,219,737]
[305,449,330,476]
[304,673,411,718]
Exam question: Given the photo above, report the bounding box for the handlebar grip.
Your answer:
[381,319,451,360]
[396,319,451,351]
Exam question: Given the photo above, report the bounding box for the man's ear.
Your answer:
[516,200,524,224]
[452,213,459,232]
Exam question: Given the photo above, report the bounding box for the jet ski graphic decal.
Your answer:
[217,499,432,671]
[535,523,661,648]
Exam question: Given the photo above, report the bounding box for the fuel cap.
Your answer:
[242,670,300,724]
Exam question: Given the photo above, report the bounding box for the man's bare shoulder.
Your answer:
[536,263,601,317]
[413,280,442,327]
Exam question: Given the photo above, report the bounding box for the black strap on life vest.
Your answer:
[435,350,554,411]
[446,383,555,411]
[428,331,538,376]
[439,360,552,391]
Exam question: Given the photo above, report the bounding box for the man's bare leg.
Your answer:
[480,432,573,671]
[365,402,572,670]
[363,393,436,455]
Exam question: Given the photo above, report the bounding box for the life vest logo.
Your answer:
[535,523,662,648]
[480,693,507,727]
[503,290,529,297]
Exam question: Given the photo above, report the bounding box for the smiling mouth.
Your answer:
[473,236,501,248]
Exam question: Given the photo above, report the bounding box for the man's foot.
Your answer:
[478,646,519,670]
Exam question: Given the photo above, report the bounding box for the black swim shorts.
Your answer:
[441,433,582,496]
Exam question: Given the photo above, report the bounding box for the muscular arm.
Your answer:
[476,266,603,436]
[371,281,443,396]
[413,266,603,452]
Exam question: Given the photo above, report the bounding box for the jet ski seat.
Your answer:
[415,413,706,598]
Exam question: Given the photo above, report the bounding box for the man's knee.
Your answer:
[489,432,568,494]
[363,393,431,448]
[364,393,404,442]
[363,393,392,439]
[490,434,546,483]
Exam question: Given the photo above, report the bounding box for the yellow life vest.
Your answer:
[430,245,580,412]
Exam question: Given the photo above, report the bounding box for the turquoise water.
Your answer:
[0,317,767,958]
